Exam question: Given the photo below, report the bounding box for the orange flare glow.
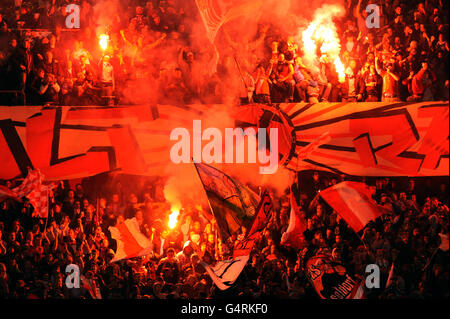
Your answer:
[301,4,346,82]
[168,209,180,229]
[99,34,109,51]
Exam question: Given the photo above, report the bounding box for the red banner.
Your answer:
[0,102,448,181]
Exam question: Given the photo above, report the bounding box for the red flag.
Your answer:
[319,181,390,233]
[0,185,22,202]
[15,169,51,218]
[12,169,41,198]
[1,169,50,218]
[281,191,307,250]
[246,191,272,238]
[108,217,153,262]
[27,184,50,218]
[233,191,272,258]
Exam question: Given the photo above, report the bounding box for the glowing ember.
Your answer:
[300,4,346,83]
[99,34,109,51]
[168,209,180,229]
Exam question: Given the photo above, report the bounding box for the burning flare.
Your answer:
[168,209,180,229]
[99,34,109,51]
[301,4,346,83]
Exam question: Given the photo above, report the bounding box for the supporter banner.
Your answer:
[319,181,391,232]
[306,253,364,299]
[0,102,448,182]
[280,191,307,250]
[194,162,260,241]
[109,217,153,262]
[235,101,449,176]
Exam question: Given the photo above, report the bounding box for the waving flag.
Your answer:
[0,185,21,202]
[27,183,51,218]
[0,169,50,218]
[201,254,250,290]
[16,169,51,218]
[194,162,260,241]
[281,191,307,250]
[195,0,263,43]
[319,181,390,232]
[109,217,153,262]
[202,191,272,290]
[233,191,272,258]
[12,169,42,198]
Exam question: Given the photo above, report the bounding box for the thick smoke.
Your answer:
[87,0,348,105]
[88,0,347,209]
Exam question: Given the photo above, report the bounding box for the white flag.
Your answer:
[201,255,250,290]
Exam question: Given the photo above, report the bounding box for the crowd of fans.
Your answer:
[0,171,448,299]
[0,0,449,106]
[0,0,448,301]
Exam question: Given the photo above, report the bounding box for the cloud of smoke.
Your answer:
[87,0,347,210]
[87,0,348,105]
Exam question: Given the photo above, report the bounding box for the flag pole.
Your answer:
[233,55,248,91]
[96,197,100,226]
[192,160,218,246]
[214,226,218,260]
[192,160,214,213]
[358,229,377,261]
[44,213,49,231]
[422,246,440,272]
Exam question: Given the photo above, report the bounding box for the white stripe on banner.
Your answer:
[125,218,153,251]
[336,184,374,229]
[109,226,127,262]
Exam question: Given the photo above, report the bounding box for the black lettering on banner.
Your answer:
[0,119,34,177]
